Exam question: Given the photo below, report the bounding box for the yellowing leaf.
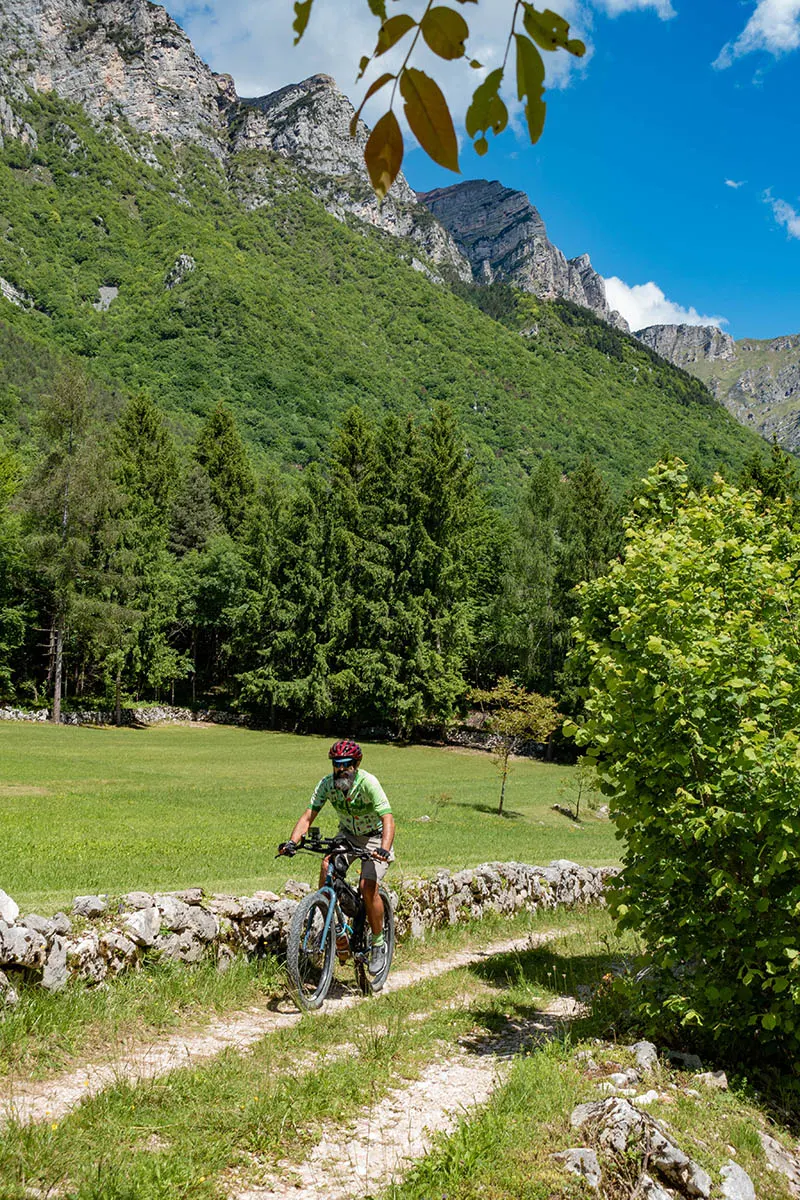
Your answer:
[522,4,581,54]
[292,0,314,44]
[356,55,371,82]
[364,110,404,200]
[376,13,416,56]
[420,7,469,60]
[367,0,387,18]
[350,73,395,137]
[465,67,508,152]
[515,34,546,144]
[400,68,459,173]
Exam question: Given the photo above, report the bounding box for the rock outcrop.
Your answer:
[417,179,629,330]
[0,0,468,276]
[232,75,470,279]
[635,326,800,451]
[635,324,736,367]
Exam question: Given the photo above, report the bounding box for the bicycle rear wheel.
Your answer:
[355,885,395,996]
[287,892,336,1011]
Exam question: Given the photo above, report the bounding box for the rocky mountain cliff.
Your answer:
[1,0,639,320]
[636,325,800,450]
[0,0,469,278]
[418,180,629,331]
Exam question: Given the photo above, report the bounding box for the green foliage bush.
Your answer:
[569,461,800,1060]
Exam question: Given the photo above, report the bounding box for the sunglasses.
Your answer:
[332,758,355,768]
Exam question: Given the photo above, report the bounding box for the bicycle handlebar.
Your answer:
[297,833,374,861]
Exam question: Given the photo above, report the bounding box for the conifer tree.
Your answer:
[194,404,255,534]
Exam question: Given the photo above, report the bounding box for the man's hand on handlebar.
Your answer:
[277,840,298,857]
[372,847,390,863]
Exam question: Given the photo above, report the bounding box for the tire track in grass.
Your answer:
[229,998,583,1200]
[0,931,564,1128]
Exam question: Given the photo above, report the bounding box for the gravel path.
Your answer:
[231,996,582,1200]
[0,931,561,1128]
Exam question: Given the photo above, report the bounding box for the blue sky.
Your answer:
[171,0,799,338]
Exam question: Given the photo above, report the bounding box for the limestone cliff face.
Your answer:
[635,325,800,451]
[232,76,471,280]
[635,324,736,367]
[0,0,234,157]
[417,180,629,331]
[0,0,468,275]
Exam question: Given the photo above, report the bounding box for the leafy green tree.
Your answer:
[471,676,560,813]
[568,461,800,1059]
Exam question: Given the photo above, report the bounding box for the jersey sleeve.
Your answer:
[364,774,392,816]
[309,776,330,812]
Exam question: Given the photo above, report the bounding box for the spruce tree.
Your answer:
[194,404,255,534]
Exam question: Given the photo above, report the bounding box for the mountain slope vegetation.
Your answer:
[0,92,763,499]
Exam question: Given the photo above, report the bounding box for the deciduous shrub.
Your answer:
[566,461,800,1060]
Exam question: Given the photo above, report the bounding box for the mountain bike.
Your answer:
[283,830,395,1011]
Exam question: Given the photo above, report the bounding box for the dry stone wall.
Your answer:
[0,861,615,1002]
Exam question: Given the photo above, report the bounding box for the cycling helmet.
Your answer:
[329,738,362,763]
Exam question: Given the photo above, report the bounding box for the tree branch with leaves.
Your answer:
[292,1,586,197]
[472,676,561,814]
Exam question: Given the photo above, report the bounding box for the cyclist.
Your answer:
[278,739,395,976]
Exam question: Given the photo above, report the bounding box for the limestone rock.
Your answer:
[154,894,192,932]
[720,1161,755,1200]
[551,1147,602,1190]
[0,968,19,1006]
[123,906,161,947]
[72,894,108,919]
[20,914,55,938]
[759,1132,800,1193]
[176,887,204,905]
[418,180,629,330]
[66,932,107,983]
[99,931,138,974]
[630,1040,659,1073]
[42,935,68,991]
[0,889,19,924]
[165,255,195,289]
[696,1070,728,1090]
[122,891,155,911]
[0,919,47,967]
[51,912,72,936]
[184,906,218,942]
[636,324,735,365]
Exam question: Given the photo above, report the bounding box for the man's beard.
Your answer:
[333,769,356,794]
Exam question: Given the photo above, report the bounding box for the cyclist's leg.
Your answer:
[357,834,393,934]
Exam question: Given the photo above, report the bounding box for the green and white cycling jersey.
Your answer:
[309,769,392,836]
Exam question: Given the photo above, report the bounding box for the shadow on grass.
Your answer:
[449,801,525,820]
[470,944,614,992]
[460,1002,574,1059]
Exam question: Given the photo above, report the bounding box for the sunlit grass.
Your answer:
[0,723,619,912]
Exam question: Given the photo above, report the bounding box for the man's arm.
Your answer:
[289,807,317,844]
[378,813,395,856]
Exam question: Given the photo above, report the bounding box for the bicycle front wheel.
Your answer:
[287,892,336,1011]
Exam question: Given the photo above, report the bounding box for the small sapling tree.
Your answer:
[472,676,560,814]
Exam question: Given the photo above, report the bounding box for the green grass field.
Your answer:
[0,724,620,912]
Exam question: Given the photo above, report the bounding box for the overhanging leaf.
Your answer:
[465,67,507,151]
[292,0,314,44]
[515,34,546,145]
[522,4,581,53]
[364,109,404,200]
[350,73,395,137]
[420,7,469,60]
[367,0,387,18]
[376,13,416,56]
[400,67,459,173]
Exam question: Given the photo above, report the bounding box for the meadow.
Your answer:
[0,724,619,912]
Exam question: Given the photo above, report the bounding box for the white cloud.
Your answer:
[714,0,800,68]
[764,191,800,238]
[604,277,728,332]
[725,178,745,188]
[594,0,675,16]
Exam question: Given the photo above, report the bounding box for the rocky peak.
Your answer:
[635,324,736,367]
[417,180,628,331]
[233,74,470,279]
[0,0,235,158]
